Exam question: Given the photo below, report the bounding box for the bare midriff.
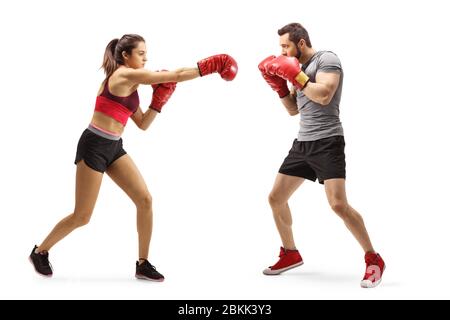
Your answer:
[91,111,125,136]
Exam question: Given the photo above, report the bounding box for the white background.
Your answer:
[1,0,449,300]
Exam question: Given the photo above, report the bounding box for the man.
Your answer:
[258,23,385,288]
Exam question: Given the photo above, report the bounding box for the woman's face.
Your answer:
[124,41,147,69]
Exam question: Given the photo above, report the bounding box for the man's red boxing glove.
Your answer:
[258,55,290,98]
[149,82,177,112]
[265,55,309,90]
[197,54,238,81]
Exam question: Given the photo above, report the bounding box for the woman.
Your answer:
[29,34,238,281]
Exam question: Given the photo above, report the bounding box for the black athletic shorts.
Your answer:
[279,135,346,184]
[74,129,127,173]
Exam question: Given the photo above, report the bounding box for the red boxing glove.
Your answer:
[197,54,238,81]
[149,82,177,112]
[265,55,310,90]
[258,55,290,98]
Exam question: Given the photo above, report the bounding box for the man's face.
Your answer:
[279,33,298,57]
[279,33,304,59]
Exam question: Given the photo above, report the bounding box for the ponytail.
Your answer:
[102,38,119,78]
[101,35,145,79]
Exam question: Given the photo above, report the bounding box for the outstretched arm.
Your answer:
[121,67,200,85]
[120,54,238,86]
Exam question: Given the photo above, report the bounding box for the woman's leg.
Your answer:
[36,160,103,252]
[106,155,153,261]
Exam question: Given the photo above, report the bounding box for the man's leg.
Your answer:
[268,173,305,250]
[324,178,374,252]
[263,173,305,275]
[324,178,385,288]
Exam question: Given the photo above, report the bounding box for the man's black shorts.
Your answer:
[279,135,346,184]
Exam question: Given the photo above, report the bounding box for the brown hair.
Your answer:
[101,34,145,78]
[278,23,312,47]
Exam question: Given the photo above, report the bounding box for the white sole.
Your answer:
[360,278,382,288]
[263,261,304,275]
[360,265,386,288]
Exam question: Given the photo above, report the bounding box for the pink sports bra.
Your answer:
[94,78,139,126]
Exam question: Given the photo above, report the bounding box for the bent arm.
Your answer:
[302,72,340,106]
[281,93,299,116]
[130,107,158,130]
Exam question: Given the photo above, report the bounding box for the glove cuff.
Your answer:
[278,86,290,98]
[149,105,161,113]
[197,62,204,77]
[294,71,310,90]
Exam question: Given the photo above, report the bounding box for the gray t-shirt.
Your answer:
[296,51,344,141]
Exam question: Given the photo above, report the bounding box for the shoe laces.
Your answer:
[279,247,298,258]
[141,260,156,271]
[39,251,52,269]
[365,254,380,267]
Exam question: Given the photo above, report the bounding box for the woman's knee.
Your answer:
[72,211,92,227]
[135,193,153,210]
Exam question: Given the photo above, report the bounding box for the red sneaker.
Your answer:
[360,252,385,288]
[263,247,303,275]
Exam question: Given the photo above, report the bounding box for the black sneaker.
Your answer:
[135,259,164,282]
[29,245,53,277]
